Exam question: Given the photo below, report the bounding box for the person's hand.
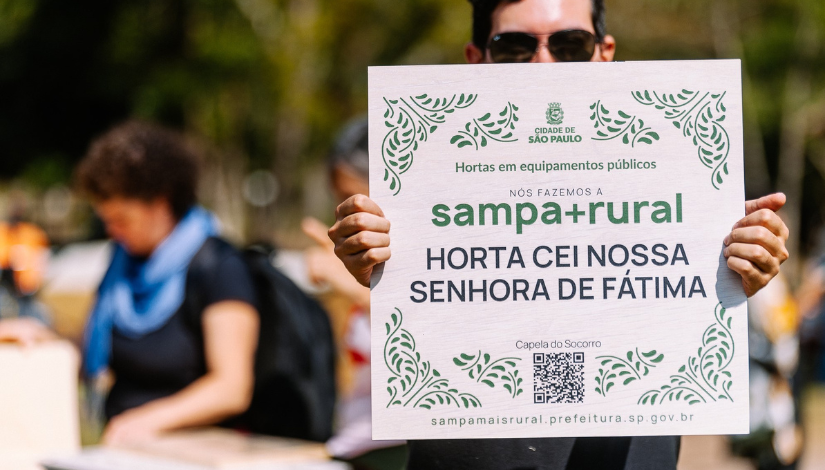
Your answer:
[328,195,391,287]
[302,217,370,307]
[724,193,790,297]
[303,217,350,287]
[102,407,166,446]
[0,317,57,347]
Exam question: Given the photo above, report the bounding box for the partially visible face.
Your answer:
[465,0,615,64]
[331,164,370,204]
[93,197,176,257]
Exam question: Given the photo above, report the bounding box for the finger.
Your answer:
[330,212,391,241]
[727,256,770,297]
[304,251,324,285]
[724,242,779,277]
[745,193,786,216]
[342,247,391,285]
[334,231,391,258]
[732,208,789,240]
[724,226,788,261]
[335,194,385,221]
[301,217,334,249]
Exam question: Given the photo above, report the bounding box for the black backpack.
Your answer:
[184,237,336,442]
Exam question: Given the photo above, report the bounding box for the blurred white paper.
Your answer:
[0,341,80,470]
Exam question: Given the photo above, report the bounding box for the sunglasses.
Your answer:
[487,30,598,63]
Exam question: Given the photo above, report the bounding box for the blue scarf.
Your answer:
[83,206,219,377]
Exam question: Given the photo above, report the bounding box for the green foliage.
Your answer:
[453,350,523,398]
[19,156,71,190]
[381,93,476,195]
[594,348,664,397]
[0,0,37,46]
[589,100,660,147]
[0,0,472,235]
[451,102,519,150]
[384,308,481,409]
[638,303,735,405]
[633,90,730,189]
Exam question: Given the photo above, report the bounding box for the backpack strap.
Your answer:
[182,236,236,333]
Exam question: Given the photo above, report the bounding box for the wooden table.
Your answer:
[42,428,351,470]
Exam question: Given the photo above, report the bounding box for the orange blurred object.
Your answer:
[764,296,800,344]
[0,221,49,295]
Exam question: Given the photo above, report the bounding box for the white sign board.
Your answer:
[368,60,748,440]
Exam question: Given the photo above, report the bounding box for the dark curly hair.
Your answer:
[470,0,606,49]
[76,121,200,220]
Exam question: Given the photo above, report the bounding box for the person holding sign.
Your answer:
[328,0,790,469]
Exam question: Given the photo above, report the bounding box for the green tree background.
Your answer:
[0,0,823,280]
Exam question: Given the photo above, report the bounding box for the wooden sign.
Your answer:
[368,60,749,439]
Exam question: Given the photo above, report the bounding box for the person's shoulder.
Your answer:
[195,237,243,265]
[190,237,258,308]
[188,237,251,287]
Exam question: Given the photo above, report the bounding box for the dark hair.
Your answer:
[328,117,369,180]
[470,0,606,49]
[76,120,200,220]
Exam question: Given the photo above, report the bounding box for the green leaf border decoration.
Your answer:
[384,308,482,409]
[594,349,664,397]
[450,102,519,150]
[453,351,523,398]
[382,93,477,195]
[632,90,730,190]
[589,100,660,147]
[638,303,735,406]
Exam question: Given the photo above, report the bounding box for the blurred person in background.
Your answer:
[302,117,407,470]
[797,244,825,385]
[732,272,803,469]
[795,236,825,467]
[0,194,51,324]
[325,0,792,469]
[0,121,260,445]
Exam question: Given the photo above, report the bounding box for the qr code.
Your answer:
[533,352,585,404]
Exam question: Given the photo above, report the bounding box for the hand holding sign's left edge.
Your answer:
[724,193,790,297]
[328,194,391,288]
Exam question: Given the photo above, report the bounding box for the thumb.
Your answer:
[745,192,786,215]
[301,217,334,249]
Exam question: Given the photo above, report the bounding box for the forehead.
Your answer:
[94,197,148,219]
[491,0,594,36]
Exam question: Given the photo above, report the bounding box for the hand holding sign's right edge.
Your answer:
[328,194,391,287]
[724,193,790,297]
